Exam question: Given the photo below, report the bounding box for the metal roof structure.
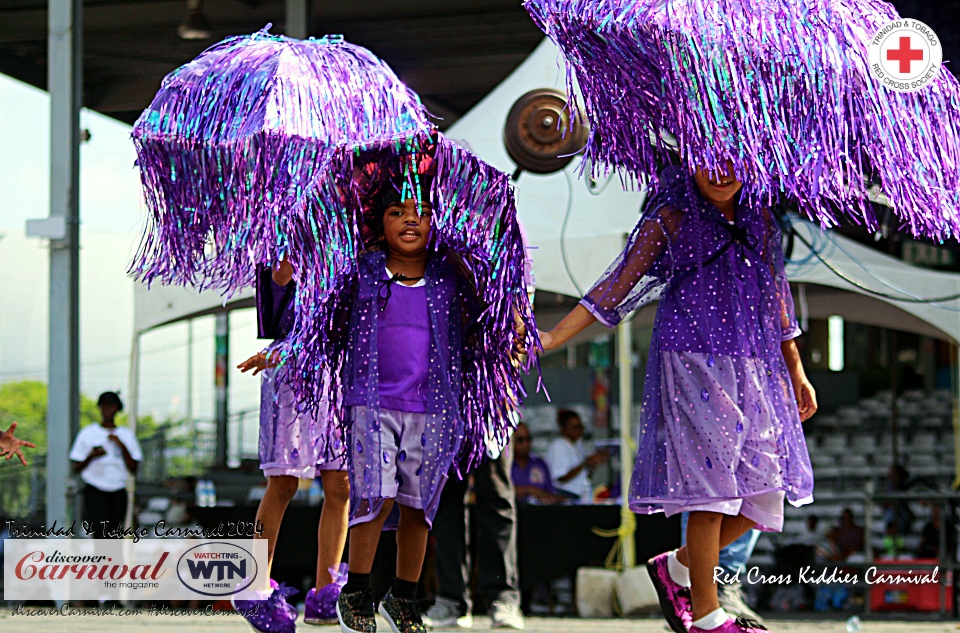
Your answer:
[1,0,958,129]
[0,0,544,127]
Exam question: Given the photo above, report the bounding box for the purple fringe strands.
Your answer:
[130,27,433,294]
[525,0,960,240]
[129,29,537,467]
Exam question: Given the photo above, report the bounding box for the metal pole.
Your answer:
[187,319,194,471]
[890,329,900,466]
[46,0,82,530]
[214,312,229,468]
[125,333,140,530]
[952,342,960,491]
[618,318,636,568]
[285,0,310,39]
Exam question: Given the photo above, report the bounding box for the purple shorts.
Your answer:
[349,406,425,510]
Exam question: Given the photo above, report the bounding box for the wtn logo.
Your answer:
[186,558,247,581]
[176,542,260,597]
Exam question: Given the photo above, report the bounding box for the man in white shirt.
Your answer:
[69,392,142,536]
[544,409,608,503]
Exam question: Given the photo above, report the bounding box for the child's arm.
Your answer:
[541,207,681,351]
[0,422,36,466]
[540,304,598,351]
[781,338,817,421]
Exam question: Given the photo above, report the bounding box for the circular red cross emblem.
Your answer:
[868,19,943,93]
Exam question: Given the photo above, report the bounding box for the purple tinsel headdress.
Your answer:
[129,27,433,294]
[525,0,960,239]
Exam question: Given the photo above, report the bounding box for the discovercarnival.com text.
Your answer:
[11,604,261,617]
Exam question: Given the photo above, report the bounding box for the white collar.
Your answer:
[384,265,426,288]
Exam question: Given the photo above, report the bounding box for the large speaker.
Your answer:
[503,88,589,175]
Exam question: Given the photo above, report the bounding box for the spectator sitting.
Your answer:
[544,410,609,503]
[916,505,956,559]
[826,508,865,561]
[511,422,562,505]
[790,515,831,563]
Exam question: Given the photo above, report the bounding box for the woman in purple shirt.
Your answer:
[511,422,562,504]
[539,162,817,633]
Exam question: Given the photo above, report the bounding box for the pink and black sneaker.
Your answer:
[690,616,768,633]
[647,551,693,633]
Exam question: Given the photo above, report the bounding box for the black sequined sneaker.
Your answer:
[336,587,375,633]
[378,590,426,633]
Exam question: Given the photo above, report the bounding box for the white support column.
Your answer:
[125,333,141,530]
[46,0,82,529]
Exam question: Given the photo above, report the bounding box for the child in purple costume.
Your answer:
[334,181,486,633]
[540,163,817,633]
[236,261,350,631]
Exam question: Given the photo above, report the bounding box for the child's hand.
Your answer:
[237,353,270,376]
[88,446,107,460]
[0,422,36,466]
[794,378,818,422]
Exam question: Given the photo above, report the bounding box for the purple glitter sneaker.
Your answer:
[647,551,693,633]
[690,617,768,633]
[232,580,299,633]
[304,563,348,625]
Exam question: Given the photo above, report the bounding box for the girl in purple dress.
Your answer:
[234,260,350,631]
[334,174,490,633]
[539,162,817,633]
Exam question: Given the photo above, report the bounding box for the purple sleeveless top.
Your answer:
[376,268,430,412]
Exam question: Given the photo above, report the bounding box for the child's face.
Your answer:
[693,160,742,207]
[382,197,432,256]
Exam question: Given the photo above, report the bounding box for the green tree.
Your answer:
[0,380,161,453]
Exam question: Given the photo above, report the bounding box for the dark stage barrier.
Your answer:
[191,503,680,601]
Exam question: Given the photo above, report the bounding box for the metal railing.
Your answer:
[801,488,960,617]
[861,489,960,616]
[0,454,46,520]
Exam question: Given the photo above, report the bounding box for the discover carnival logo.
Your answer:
[868,18,943,92]
[14,549,169,583]
[4,538,267,600]
[176,542,259,596]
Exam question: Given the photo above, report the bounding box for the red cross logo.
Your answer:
[886,36,924,74]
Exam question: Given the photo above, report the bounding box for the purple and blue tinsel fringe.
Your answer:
[525,0,960,240]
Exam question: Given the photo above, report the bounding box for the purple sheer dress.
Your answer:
[581,167,813,531]
[256,267,344,477]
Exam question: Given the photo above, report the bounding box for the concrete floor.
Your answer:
[0,609,957,633]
